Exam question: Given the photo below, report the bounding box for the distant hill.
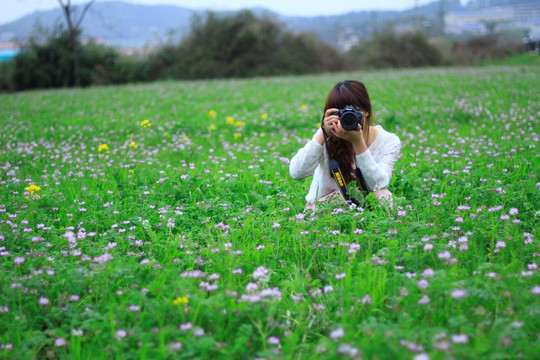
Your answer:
[0,0,465,49]
[0,2,197,48]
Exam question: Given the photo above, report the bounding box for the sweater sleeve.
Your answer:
[289,129,324,180]
[355,134,401,191]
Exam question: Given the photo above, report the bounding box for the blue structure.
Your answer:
[0,48,18,62]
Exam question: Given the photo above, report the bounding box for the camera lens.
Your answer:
[340,112,358,130]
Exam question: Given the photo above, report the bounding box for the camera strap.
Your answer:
[321,125,370,208]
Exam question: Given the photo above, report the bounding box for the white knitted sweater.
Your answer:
[289,125,401,203]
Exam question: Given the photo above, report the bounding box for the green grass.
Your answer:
[0,65,539,359]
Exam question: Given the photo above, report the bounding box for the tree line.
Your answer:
[0,9,521,92]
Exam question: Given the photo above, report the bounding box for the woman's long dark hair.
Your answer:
[324,80,372,183]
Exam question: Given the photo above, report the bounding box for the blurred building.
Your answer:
[0,42,19,62]
[445,3,540,35]
[466,0,538,8]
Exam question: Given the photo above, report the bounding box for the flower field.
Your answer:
[0,66,539,359]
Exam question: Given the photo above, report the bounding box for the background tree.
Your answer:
[148,10,349,80]
[58,0,95,86]
[348,29,444,68]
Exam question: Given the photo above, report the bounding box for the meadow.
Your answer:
[0,65,539,359]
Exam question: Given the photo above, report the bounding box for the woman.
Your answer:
[289,80,401,209]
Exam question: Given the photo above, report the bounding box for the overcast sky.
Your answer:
[0,0,466,25]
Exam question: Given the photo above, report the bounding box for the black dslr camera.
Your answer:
[332,105,364,131]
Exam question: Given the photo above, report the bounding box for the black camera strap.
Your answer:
[321,125,370,208]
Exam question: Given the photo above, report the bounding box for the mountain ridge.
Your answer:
[0,0,464,48]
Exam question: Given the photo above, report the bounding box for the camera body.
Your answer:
[332,105,364,131]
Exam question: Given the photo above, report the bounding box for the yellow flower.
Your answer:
[261,113,268,119]
[128,141,138,149]
[209,110,217,118]
[25,184,41,200]
[208,124,217,131]
[98,144,109,153]
[226,116,246,127]
[25,184,41,194]
[173,296,189,306]
[234,132,241,139]
[140,120,152,128]
[300,104,307,111]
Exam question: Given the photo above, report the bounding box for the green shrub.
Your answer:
[13,30,74,90]
[348,29,444,68]
[0,60,16,92]
[111,55,150,84]
[149,10,349,80]
[448,34,522,66]
[78,40,119,85]
[7,27,147,91]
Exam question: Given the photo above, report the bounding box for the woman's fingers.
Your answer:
[323,115,338,133]
[333,121,363,142]
[336,120,348,134]
[325,108,338,118]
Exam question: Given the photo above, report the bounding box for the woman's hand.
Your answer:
[315,108,340,145]
[329,109,369,154]
[321,108,340,135]
[333,119,363,144]
[315,109,368,155]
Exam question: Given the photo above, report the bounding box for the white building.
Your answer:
[445,4,540,35]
